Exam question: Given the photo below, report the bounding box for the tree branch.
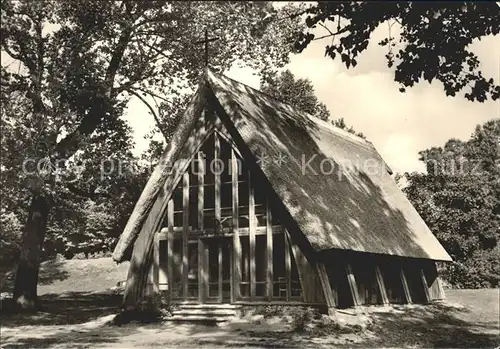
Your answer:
[54,25,134,159]
[130,86,170,102]
[66,182,112,200]
[128,89,168,141]
[139,41,184,68]
[312,25,349,41]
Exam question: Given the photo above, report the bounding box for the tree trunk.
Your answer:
[13,194,50,310]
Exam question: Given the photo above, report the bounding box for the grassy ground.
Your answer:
[1,258,499,348]
[1,258,129,295]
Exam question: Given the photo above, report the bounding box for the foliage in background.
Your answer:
[402,119,500,288]
[295,2,500,102]
[261,69,365,138]
[0,91,146,260]
[1,0,302,307]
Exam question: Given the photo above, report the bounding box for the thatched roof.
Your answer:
[113,69,451,263]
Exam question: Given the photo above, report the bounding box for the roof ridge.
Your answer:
[206,69,374,149]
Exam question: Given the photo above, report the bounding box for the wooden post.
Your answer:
[346,264,361,306]
[420,268,431,303]
[153,233,159,294]
[284,232,291,301]
[182,172,189,299]
[197,151,204,302]
[249,171,256,300]
[316,262,337,315]
[375,265,389,305]
[167,199,174,300]
[214,134,223,302]
[266,199,273,301]
[214,134,221,230]
[400,267,412,304]
[231,149,241,301]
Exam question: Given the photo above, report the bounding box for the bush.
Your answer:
[261,305,285,319]
[290,307,320,332]
[0,210,22,266]
[72,252,87,260]
[88,251,112,259]
[442,249,500,289]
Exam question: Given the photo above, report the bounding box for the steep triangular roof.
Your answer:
[113,69,452,263]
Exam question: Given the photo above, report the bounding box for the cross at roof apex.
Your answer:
[194,28,219,67]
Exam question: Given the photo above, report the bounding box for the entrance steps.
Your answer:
[167,303,241,324]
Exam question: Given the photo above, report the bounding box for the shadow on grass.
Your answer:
[1,328,127,349]
[1,260,70,294]
[1,297,498,348]
[363,303,499,348]
[38,260,70,286]
[1,291,122,326]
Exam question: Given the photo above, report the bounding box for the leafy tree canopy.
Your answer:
[402,119,500,288]
[294,2,500,102]
[261,69,365,138]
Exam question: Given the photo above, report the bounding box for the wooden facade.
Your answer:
[152,131,323,304]
[150,129,445,308]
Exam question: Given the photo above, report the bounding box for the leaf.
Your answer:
[295,2,500,101]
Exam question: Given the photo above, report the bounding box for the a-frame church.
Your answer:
[112,69,451,314]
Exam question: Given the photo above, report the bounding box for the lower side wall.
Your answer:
[321,250,445,308]
[139,241,445,311]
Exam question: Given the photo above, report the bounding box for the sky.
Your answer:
[124,21,499,175]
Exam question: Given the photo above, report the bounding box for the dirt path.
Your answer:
[1,289,498,348]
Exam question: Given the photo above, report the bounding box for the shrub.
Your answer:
[0,210,22,266]
[72,252,87,260]
[442,249,500,289]
[87,250,112,259]
[290,307,319,332]
[261,305,285,319]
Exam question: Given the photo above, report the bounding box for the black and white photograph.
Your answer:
[1,1,499,348]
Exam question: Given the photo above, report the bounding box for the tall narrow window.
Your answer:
[272,233,286,299]
[187,242,198,298]
[255,235,267,297]
[188,186,198,231]
[240,236,250,298]
[290,246,302,299]
[254,182,267,227]
[171,238,183,298]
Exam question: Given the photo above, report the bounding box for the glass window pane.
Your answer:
[203,135,215,185]
[240,236,250,282]
[189,157,199,186]
[174,212,183,227]
[173,186,183,211]
[188,187,198,230]
[273,234,285,281]
[220,138,232,183]
[240,283,250,298]
[256,283,266,297]
[256,235,267,282]
[204,185,215,209]
[172,238,183,298]
[221,183,232,209]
